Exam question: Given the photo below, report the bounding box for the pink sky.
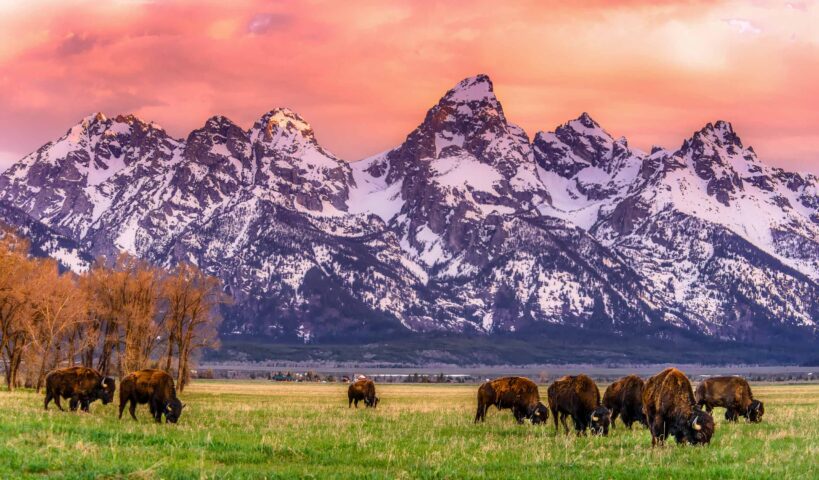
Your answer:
[0,0,817,173]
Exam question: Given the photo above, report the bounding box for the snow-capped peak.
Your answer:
[559,112,613,143]
[442,74,496,104]
[251,108,317,144]
[688,120,744,150]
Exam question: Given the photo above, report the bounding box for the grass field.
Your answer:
[0,381,817,479]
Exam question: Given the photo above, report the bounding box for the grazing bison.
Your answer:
[643,368,714,446]
[348,379,379,408]
[695,376,764,423]
[119,369,184,423]
[603,375,647,429]
[474,376,548,424]
[547,374,610,435]
[44,366,115,412]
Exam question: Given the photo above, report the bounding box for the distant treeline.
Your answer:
[194,369,819,384]
[0,230,228,393]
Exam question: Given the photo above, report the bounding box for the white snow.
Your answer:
[431,154,502,192]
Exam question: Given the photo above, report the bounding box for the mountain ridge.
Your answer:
[0,74,816,359]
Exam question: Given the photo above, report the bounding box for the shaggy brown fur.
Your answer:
[119,369,184,423]
[643,368,714,446]
[547,374,610,435]
[603,375,646,429]
[348,379,379,408]
[695,376,764,423]
[474,377,548,424]
[44,366,115,412]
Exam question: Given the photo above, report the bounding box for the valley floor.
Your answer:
[0,382,817,479]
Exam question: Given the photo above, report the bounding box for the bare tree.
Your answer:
[0,231,34,390]
[25,260,87,392]
[0,230,228,394]
[162,263,225,391]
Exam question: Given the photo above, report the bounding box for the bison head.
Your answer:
[165,398,184,424]
[528,402,549,425]
[747,400,764,423]
[686,407,714,445]
[96,377,116,405]
[589,406,611,436]
[365,395,379,408]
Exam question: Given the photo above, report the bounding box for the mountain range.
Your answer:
[1,74,817,363]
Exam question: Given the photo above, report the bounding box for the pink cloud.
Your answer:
[0,0,816,173]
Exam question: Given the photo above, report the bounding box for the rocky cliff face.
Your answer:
[1,75,816,346]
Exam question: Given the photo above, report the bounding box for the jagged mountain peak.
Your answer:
[200,115,243,131]
[251,108,317,145]
[556,112,613,142]
[572,111,603,130]
[685,120,745,151]
[441,74,496,104]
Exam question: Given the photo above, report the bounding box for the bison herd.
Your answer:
[44,366,184,424]
[472,367,765,447]
[40,365,766,447]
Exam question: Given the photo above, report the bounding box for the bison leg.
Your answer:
[150,400,162,422]
[651,416,666,446]
[573,416,586,436]
[53,394,65,411]
[348,396,353,408]
[118,399,126,419]
[69,396,80,412]
[44,391,53,411]
[550,406,559,431]
[512,406,523,424]
[129,399,138,421]
[80,399,91,412]
[474,402,486,423]
[559,413,570,435]
[610,408,619,429]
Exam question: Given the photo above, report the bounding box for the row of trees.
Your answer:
[0,231,227,392]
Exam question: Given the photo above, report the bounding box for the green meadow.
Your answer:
[0,381,817,479]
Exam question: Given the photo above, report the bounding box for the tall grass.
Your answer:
[0,382,816,479]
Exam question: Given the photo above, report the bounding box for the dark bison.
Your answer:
[119,369,184,423]
[348,379,379,408]
[695,376,764,423]
[474,376,548,424]
[547,374,610,435]
[643,368,714,446]
[603,375,647,429]
[44,366,115,412]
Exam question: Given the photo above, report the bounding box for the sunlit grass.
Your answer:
[0,382,816,478]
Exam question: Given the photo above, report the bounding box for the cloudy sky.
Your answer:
[0,0,817,172]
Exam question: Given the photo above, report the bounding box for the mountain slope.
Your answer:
[0,74,815,353]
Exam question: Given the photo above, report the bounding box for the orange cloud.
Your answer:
[0,0,816,173]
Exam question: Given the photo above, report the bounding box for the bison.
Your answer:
[119,369,184,423]
[547,374,610,435]
[643,368,714,446]
[695,376,764,423]
[44,366,115,412]
[603,375,647,429]
[474,376,548,424]
[348,379,379,408]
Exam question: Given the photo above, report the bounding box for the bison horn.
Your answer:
[692,417,702,431]
[591,415,599,422]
